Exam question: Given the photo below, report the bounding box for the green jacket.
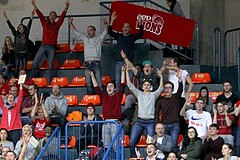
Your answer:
[177,139,202,160]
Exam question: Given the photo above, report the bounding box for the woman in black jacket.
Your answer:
[177,127,202,160]
[3,11,34,77]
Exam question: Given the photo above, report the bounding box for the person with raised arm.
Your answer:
[108,11,144,91]
[0,83,23,146]
[88,64,125,150]
[126,63,163,158]
[69,17,108,94]
[3,11,35,78]
[31,0,70,83]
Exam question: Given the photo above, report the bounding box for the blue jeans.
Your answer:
[163,123,180,152]
[235,126,240,156]
[31,44,55,83]
[14,53,27,77]
[84,61,102,94]
[130,118,155,158]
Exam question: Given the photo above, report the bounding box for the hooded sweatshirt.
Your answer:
[44,92,68,117]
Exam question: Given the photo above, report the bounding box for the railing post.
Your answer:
[238,47,240,95]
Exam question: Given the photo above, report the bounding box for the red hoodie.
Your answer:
[36,9,66,45]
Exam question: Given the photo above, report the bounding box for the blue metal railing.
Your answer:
[213,27,221,79]
[65,120,124,160]
[36,126,61,160]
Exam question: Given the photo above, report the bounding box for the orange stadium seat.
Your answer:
[71,42,84,52]
[26,60,33,70]
[65,95,79,106]
[40,59,59,70]
[209,91,223,103]
[7,78,18,86]
[69,76,86,87]
[121,94,126,105]
[79,95,101,106]
[136,135,147,148]
[189,92,199,103]
[32,78,48,87]
[56,43,71,53]
[192,72,211,83]
[47,77,69,87]
[124,135,130,147]
[59,59,80,69]
[61,136,76,149]
[102,76,111,86]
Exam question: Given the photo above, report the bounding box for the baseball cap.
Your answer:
[142,60,152,66]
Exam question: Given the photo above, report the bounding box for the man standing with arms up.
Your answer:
[31,0,70,83]
[108,11,144,91]
[69,17,108,94]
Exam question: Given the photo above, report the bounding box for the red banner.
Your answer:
[110,2,196,47]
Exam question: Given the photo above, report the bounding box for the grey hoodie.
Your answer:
[44,92,68,117]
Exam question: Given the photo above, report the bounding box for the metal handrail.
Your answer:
[213,27,221,79]
[36,126,61,160]
[64,120,124,160]
[224,27,240,66]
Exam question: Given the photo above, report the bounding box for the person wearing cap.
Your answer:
[121,50,160,110]
[126,64,163,158]
[76,103,103,155]
[155,69,182,153]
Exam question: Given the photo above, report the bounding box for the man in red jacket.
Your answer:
[31,0,70,83]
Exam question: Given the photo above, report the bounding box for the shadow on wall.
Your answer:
[0,0,8,5]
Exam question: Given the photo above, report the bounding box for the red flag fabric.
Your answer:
[110,2,196,47]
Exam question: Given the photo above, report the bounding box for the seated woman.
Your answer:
[202,124,224,160]
[31,93,51,139]
[217,143,238,160]
[198,86,214,115]
[177,127,202,160]
[14,125,37,159]
[0,128,14,151]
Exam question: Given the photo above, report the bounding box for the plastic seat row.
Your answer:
[65,94,126,106]
[188,91,223,103]
[56,42,84,53]
[26,59,84,70]
[7,76,111,88]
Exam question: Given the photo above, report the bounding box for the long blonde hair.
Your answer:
[2,36,14,54]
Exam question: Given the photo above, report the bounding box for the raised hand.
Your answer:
[31,10,35,18]
[3,11,8,20]
[212,105,217,115]
[135,148,141,159]
[87,70,94,77]
[137,17,142,26]
[185,100,191,106]
[65,0,70,9]
[111,11,117,21]
[103,18,108,25]
[156,68,162,78]
[121,64,127,72]
[120,50,126,59]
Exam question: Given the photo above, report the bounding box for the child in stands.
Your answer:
[0,128,14,152]
[0,84,23,146]
[31,93,51,139]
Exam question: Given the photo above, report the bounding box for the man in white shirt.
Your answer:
[180,97,212,140]
[69,18,108,94]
